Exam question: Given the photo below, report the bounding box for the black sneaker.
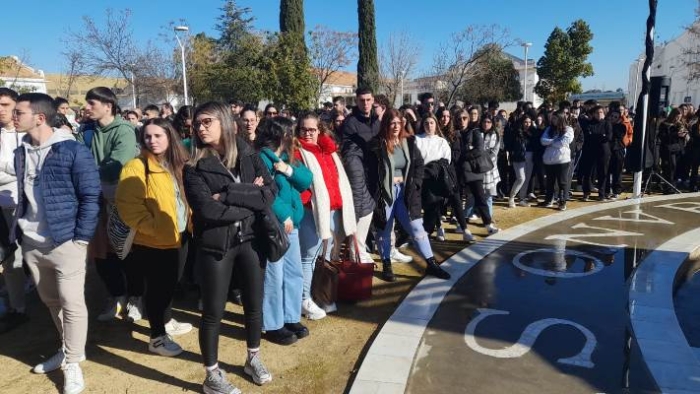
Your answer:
[0,311,29,334]
[264,327,297,346]
[284,322,309,339]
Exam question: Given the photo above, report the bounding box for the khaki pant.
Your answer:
[24,240,88,363]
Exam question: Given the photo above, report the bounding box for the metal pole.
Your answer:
[174,30,189,106]
[522,43,532,102]
[131,69,136,109]
[632,59,641,108]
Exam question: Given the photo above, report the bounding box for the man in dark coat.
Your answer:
[340,88,380,263]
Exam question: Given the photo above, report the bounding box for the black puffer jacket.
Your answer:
[454,127,485,184]
[366,136,424,230]
[183,137,275,258]
[340,107,380,219]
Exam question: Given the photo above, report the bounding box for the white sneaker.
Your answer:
[32,348,86,374]
[320,302,337,314]
[463,230,476,243]
[62,362,84,394]
[149,334,183,357]
[390,248,413,263]
[125,296,143,322]
[436,227,446,241]
[518,199,530,207]
[487,224,500,235]
[468,214,479,223]
[301,298,326,320]
[97,296,126,322]
[165,318,193,336]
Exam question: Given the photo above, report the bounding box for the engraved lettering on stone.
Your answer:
[592,209,673,225]
[464,308,596,368]
[544,223,643,248]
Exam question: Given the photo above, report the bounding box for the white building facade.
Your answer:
[627,22,700,109]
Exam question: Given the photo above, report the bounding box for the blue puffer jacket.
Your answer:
[10,138,101,246]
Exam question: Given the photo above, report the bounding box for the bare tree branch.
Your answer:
[431,25,513,107]
[308,25,357,105]
[379,30,421,106]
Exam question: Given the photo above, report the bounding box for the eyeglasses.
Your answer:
[194,117,217,129]
[12,110,34,118]
[300,127,318,134]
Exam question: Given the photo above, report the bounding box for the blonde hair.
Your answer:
[190,102,238,168]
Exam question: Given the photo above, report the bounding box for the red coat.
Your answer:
[296,135,343,210]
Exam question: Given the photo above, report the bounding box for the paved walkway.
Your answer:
[350,193,700,394]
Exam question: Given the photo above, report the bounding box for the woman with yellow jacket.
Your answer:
[116,118,190,357]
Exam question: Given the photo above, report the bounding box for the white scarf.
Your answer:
[299,148,357,239]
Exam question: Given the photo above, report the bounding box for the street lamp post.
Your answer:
[522,42,532,102]
[174,25,190,106]
[129,64,137,109]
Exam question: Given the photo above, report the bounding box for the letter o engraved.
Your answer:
[512,248,604,278]
[464,308,596,368]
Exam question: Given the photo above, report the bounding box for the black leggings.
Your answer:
[463,180,492,225]
[545,163,570,203]
[199,241,264,367]
[95,253,143,297]
[130,245,180,338]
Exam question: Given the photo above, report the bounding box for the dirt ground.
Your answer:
[0,194,629,394]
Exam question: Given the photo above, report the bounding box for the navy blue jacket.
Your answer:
[10,140,101,246]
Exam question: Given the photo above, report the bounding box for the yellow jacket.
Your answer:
[115,154,187,250]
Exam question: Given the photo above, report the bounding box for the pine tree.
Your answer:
[357,0,379,92]
[280,0,304,36]
[534,19,594,102]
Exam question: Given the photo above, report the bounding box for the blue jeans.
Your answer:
[262,229,303,331]
[485,194,493,219]
[378,183,433,261]
[298,207,342,300]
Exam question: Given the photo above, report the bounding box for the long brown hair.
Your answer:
[141,117,189,205]
[379,108,409,154]
[190,101,238,169]
[421,112,443,138]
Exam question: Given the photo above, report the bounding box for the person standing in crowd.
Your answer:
[455,109,500,235]
[228,99,244,119]
[507,115,530,208]
[658,108,689,193]
[0,88,29,334]
[607,110,627,200]
[480,114,501,219]
[373,94,390,121]
[527,112,548,201]
[12,92,100,394]
[296,112,356,318]
[160,103,175,122]
[76,87,143,325]
[173,105,194,151]
[416,113,474,242]
[183,102,275,392]
[417,92,436,120]
[115,118,190,357]
[256,117,312,346]
[328,109,345,144]
[264,104,278,118]
[125,110,141,127]
[540,111,574,210]
[240,106,260,143]
[688,107,700,192]
[341,88,380,264]
[143,105,160,120]
[580,105,612,201]
[367,109,451,282]
[333,96,350,116]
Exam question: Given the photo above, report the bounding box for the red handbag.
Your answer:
[332,237,376,301]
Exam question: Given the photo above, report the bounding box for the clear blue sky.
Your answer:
[4,0,697,91]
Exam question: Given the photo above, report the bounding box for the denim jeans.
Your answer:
[509,161,526,199]
[378,184,433,261]
[262,229,303,331]
[298,207,342,300]
[485,194,493,219]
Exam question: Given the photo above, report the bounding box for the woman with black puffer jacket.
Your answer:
[579,105,612,201]
[183,102,276,393]
[507,115,531,207]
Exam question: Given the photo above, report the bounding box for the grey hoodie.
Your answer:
[17,129,75,247]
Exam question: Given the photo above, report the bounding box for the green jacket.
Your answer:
[259,148,313,228]
[77,117,138,183]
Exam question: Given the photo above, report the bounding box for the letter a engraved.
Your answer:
[544,223,643,248]
[464,308,596,368]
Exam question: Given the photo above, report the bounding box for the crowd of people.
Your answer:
[0,83,698,394]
